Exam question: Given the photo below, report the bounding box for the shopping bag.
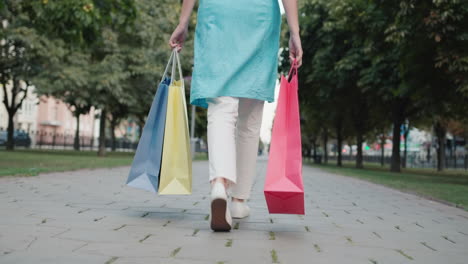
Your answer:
[126,51,174,192]
[158,50,192,195]
[264,59,304,214]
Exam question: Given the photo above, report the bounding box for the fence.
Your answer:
[326,153,468,170]
[0,128,208,153]
[35,132,137,152]
[0,128,138,151]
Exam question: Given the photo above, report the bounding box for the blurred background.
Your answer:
[0,0,467,177]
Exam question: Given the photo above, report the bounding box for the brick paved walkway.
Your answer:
[1,157,467,263]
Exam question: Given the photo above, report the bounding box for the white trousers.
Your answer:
[207,96,265,200]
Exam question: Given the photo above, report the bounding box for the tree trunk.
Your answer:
[451,138,455,169]
[465,154,467,171]
[312,140,317,164]
[3,78,30,151]
[434,121,446,171]
[465,134,468,170]
[98,108,107,157]
[138,119,144,140]
[390,109,404,172]
[74,114,80,151]
[436,134,446,171]
[356,132,364,169]
[336,121,343,167]
[6,112,15,150]
[380,134,385,167]
[402,124,409,168]
[3,78,17,151]
[111,118,117,152]
[322,128,328,164]
[403,134,407,168]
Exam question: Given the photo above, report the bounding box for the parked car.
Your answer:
[0,130,32,147]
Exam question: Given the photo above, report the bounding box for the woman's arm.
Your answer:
[281,0,300,36]
[169,0,197,51]
[178,0,196,29]
[281,0,303,67]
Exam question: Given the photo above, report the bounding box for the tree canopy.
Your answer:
[281,0,468,172]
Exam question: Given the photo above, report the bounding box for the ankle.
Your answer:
[211,177,228,188]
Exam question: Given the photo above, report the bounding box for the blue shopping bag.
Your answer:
[126,52,175,193]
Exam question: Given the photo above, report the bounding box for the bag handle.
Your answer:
[173,49,184,88]
[170,48,177,84]
[172,48,189,129]
[160,50,175,83]
[287,58,298,82]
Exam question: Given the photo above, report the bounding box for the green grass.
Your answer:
[194,152,209,160]
[306,160,468,211]
[0,149,208,177]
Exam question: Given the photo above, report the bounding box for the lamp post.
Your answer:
[184,75,196,158]
[190,104,196,158]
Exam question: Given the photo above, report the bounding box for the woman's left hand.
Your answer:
[169,24,188,52]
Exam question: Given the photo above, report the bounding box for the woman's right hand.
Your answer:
[289,33,303,68]
[169,24,188,52]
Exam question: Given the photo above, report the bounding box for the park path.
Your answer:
[1,157,467,264]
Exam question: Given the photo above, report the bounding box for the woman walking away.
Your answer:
[169,0,302,231]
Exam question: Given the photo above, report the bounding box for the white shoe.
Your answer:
[231,200,250,219]
[209,181,232,231]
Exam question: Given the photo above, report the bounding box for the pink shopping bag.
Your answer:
[264,59,304,214]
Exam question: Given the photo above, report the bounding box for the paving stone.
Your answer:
[1,158,467,263]
[115,257,209,264]
[0,253,109,264]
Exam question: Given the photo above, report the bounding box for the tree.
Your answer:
[280,0,352,166]
[391,0,468,171]
[290,0,468,173]
[23,0,137,156]
[120,0,196,141]
[35,51,93,150]
[422,0,468,96]
[1,1,64,150]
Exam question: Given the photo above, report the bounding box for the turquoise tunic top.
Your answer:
[190,0,282,109]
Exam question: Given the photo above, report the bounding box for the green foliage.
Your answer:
[118,0,194,130]
[1,0,67,149]
[291,0,468,171]
[1,1,65,85]
[19,0,137,47]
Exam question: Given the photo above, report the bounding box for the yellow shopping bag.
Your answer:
[158,50,192,195]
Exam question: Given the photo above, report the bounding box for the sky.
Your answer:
[279,0,285,14]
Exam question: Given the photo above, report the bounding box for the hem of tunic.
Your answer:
[190,93,275,109]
